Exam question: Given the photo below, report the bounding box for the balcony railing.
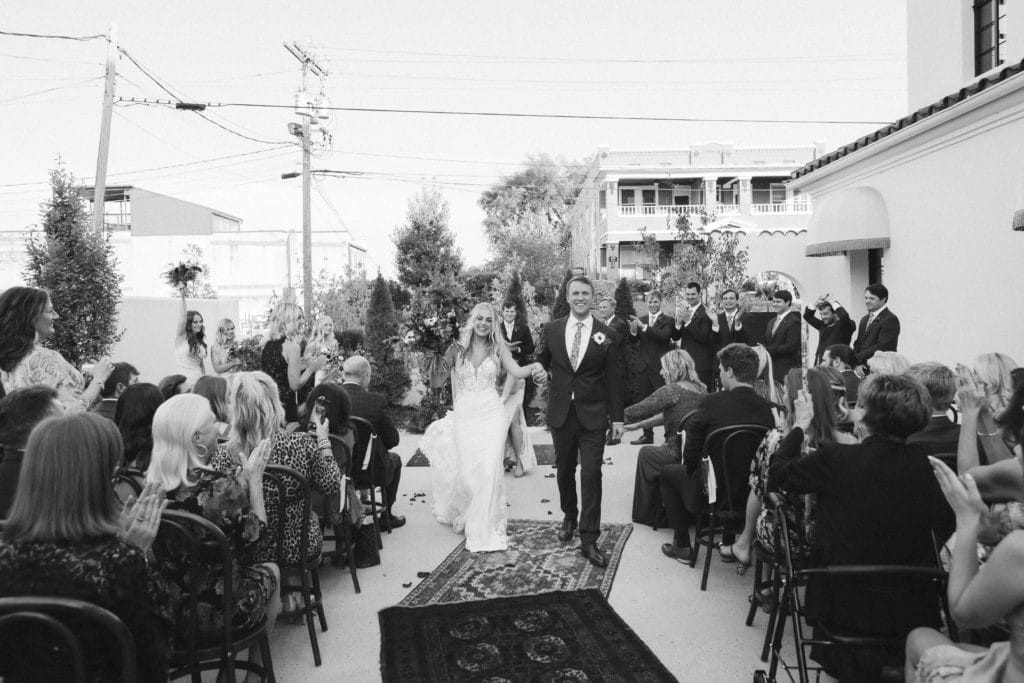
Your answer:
[619,204,708,217]
[750,201,811,214]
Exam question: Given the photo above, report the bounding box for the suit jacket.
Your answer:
[499,321,535,365]
[803,306,856,365]
[768,430,949,635]
[763,311,801,382]
[907,415,961,459]
[537,316,624,431]
[341,382,400,450]
[89,398,118,422]
[853,307,900,364]
[670,306,716,377]
[714,311,749,348]
[605,315,629,353]
[629,312,676,375]
[681,386,775,471]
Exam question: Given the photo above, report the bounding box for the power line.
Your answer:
[120,97,894,126]
[335,70,904,86]
[0,76,103,104]
[0,29,105,41]
[0,51,101,65]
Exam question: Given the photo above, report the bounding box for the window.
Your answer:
[641,189,656,206]
[974,0,1006,75]
[619,189,635,205]
[770,183,787,204]
[657,189,673,206]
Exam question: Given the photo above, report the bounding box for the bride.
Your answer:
[420,302,545,552]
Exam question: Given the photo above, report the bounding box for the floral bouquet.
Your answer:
[231,336,263,371]
[163,262,203,290]
[403,300,463,388]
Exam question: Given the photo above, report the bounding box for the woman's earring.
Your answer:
[194,441,209,458]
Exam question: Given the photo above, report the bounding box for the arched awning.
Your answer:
[804,186,890,257]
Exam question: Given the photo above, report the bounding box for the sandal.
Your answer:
[513,462,525,478]
[717,543,751,571]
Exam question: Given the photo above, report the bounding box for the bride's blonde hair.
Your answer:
[457,302,505,363]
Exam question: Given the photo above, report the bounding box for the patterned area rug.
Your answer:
[407,444,556,467]
[380,589,677,682]
[399,519,632,607]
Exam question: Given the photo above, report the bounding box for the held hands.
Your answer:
[118,482,167,553]
[622,422,640,432]
[530,362,548,385]
[928,456,986,524]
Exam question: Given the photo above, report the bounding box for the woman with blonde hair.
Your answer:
[146,393,280,654]
[260,301,326,426]
[971,351,1018,463]
[752,344,783,406]
[420,302,545,552]
[304,315,340,385]
[209,371,340,565]
[210,318,243,375]
[0,413,172,681]
[623,348,707,527]
[867,350,911,375]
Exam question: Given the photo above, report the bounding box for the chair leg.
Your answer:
[700,524,714,591]
[311,567,328,632]
[745,556,763,627]
[369,486,383,550]
[380,487,392,534]
[261,632,276,683]
[689,516,702,569]
[760,564,781,662]
[341,520,360,593]
[300,570,322,666]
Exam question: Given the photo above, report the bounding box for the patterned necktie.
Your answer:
[569,321,584,369]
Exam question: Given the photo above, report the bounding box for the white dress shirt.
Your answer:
[564,314,594,370]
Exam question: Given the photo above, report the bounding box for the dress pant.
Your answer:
[632,444,677,526]
[383,452,402,515]
[551,403,606,544]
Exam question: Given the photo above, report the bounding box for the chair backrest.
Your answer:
[675,409,699,459]
[703,424,769,511]
[263,464,314,566]
[327,434,353,478]
[0,596,136,683]
[349,416,383,486]
[154,509,236,662]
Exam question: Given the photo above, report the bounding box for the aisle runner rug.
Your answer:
[407,443,557,467]
[380,589,677,682]
[399,519,632,607]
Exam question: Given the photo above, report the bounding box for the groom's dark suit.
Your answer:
[537,315,624,545]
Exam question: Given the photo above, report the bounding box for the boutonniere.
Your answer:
[592,331,610,347]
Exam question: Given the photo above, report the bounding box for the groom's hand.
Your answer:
[610,422,624,440]
[531,363,548,385]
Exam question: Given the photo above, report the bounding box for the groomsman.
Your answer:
[710,288,748,349]
[671,282,716,391]
[763,290,801,384]
[597,297,628,445]
[852,283,901,373]
[803,294,855,365]
[499,300,535,364]
[628,290,676,445]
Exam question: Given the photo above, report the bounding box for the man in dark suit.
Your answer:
[658,343,775,561]
[710,288,748,350]
[852,283,900,372]
[671,282,717,393]
[498,300,535,364]
[803,295,856,365]
[536,276,623,567]
[89,361,139,421]
[905,363,961,462]
[763,290,801,384]
[340,355,405,529]
[597,297,629,445]
[822,344,861,406]
[627,290,676,445]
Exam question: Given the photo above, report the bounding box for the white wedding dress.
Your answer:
[421,355,534,552]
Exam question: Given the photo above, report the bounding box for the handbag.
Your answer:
[353,522,380,568]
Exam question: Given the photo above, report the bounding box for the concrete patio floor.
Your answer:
[267,426,785,682]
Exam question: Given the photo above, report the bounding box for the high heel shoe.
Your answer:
[717,543,752,574]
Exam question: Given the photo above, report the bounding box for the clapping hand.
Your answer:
[928,456,986,524]
[239,437,273,486]
[793,388,814,432]
[954,364,986,414]
[91,358,115,384]
[628,315,640,335]
[119,482,167,553]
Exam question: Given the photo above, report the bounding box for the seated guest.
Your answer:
[157,374,188,402]
[961,382,1024,512]
[192,375,229,440]
[624,349,707,527]
[821,343,860,405]
[751,345,783,406]
[768,374,950,680]
[905,362,961,462]
[971,352,1019,464]
[115,383,164,470]
[0,386,63,518]
[340,356,405,529]
[90,362,139,421]
[866,350,911,375]
[0,413,172,682]
[905,429,1024,681]
[659,344,775,562]
[209,371,341,564]
[721,368,857,569]
[146,393,281,652]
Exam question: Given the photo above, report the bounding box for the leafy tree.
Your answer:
[392,187,463,288]
[171,243,217,298]
[462,265,500,303]
[549,269,574,320]
[613,277,636,319]
[313,267,371,330]
[364,273,411,405]
[479,154,588,299]
[24,166,123,367]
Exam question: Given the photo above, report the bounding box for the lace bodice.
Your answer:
[453,356,501,396]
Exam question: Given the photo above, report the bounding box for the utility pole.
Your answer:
[92,23,117,233]
[283,42,329,317]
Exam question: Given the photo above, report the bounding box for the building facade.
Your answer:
[566,143,825,286]
[789,0,1024,364]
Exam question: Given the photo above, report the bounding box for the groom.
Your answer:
[534,275,624,567]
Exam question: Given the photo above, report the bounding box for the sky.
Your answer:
[1,1,909,278]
